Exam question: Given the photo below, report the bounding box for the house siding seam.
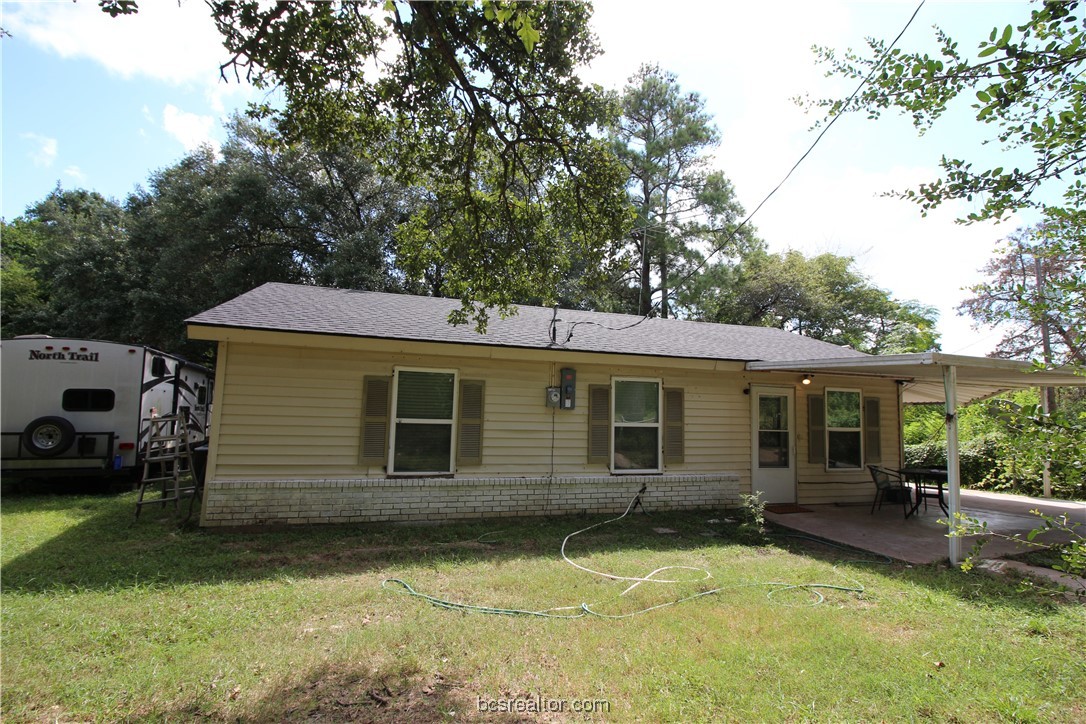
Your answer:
[200,473,741,526]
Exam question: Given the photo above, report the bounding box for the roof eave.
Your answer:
[745,352,1085,405]
[186,321,758,367]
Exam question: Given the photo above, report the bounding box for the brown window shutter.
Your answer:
[457,379,485,466]
[588,384,611,465]
[864,397,882,464]
[663,387,684,465]
[808,394,826,465]
[360,376,391,466]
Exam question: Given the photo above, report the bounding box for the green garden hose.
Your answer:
[382,491,891,619]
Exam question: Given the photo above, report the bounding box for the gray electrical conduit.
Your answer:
[382,488,887,618]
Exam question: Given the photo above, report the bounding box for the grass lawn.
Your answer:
[2,491,1084,722]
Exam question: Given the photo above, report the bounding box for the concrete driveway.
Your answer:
[765,489,1085,566]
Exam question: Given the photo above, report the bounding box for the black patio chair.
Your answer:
[868,465,910,517]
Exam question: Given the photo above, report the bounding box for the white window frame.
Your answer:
[825,387,863,470]
[388,366,459,475]
[611,377,662,474]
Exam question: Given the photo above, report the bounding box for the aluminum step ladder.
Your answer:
[135,415,199,518]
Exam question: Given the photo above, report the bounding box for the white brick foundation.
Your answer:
[200,473,742,526]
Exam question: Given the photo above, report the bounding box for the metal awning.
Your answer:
[747,351,1085,404]
[747,351,1083,564]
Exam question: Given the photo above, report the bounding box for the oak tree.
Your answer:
[125,117,422,358]
[3,189,137,342]
[104,1,629,328]
[682,248,940,354]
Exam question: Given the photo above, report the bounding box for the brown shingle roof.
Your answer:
[187,283,869,363]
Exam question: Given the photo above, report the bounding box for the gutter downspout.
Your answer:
[943,364,962,565]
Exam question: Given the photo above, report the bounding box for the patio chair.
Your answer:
[868,465,910,517]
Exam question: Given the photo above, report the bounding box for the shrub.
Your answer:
[903,440,946,469]
[980,403,1086,499]
[736,492,766,539]
[903,436,1000,486]
[907,426,1085,499]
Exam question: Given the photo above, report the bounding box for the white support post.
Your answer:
[1041,385,1053,498]
[943,364,962,565]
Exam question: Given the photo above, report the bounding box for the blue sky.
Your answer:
[4,36,222,205]
[1,0,1041,355]
[3,0,263,212]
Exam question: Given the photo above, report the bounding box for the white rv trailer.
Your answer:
[0,337,213,479]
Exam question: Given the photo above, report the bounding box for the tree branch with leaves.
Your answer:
[960,213,1085,367]
[806,0,1086,222]
[102,0,629,330]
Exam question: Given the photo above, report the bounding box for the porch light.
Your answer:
[801,374,813,385]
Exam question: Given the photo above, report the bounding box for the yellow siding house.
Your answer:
[187,283,905,526]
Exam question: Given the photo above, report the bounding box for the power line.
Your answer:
[552,0,927,346]
[667,0,927,298]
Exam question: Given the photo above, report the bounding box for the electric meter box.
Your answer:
[545,386,561,408]
[560,368,576,409]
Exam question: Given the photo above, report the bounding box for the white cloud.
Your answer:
[747,161,1013,352]
[21,133,58,167]
[162,104,218,153]
[3,0,256,109]
[206,81,255,116]
[63,166,87,182]
[6,1,224,84]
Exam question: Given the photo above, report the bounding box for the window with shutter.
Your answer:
[457,379,485,466]
[663,387,684,465]
[587,385,610,465]
[612,378,661,473]
[388,367,458,474]
[826,388,863,469]
[808,394,826,465]
[864,397,882,464]
[360,376,391,466]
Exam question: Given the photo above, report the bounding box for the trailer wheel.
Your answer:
[22,416,76,457]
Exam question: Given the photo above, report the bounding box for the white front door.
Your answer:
[750,386,796,504]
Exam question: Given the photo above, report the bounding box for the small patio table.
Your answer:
[897,467,949,518]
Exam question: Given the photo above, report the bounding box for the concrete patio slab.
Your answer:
[765,490,1085,565]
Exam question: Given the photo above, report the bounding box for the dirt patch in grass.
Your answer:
[862,620,921,644]
[23,704,77,724]
[256,668,473,723]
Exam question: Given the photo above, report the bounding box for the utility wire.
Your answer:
[556,0,928,346]
[667,0,927,297]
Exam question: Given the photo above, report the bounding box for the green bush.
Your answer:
[902,394,1086,500]
[903,435,1001,486]
[979,403,1086,499]
[962,435,1003,486]
[906,431,1085,499]
[903,440,946,469]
